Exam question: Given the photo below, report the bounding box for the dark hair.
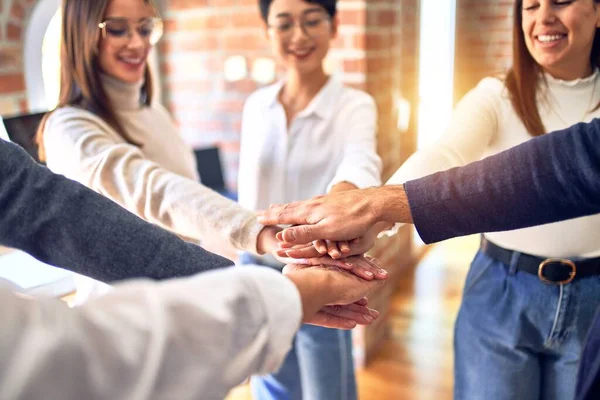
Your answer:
[505,0,600,136]
[259,0,337,22]
[36,0,158,161]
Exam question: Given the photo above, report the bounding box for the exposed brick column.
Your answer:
[454,0,512,102]
[0,0,38,115]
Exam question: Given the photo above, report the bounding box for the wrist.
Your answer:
[375,185,413,224]
[285,268,328,321]
[256,226,282,255]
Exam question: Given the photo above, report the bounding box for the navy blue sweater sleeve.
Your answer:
[405,119,600,244]
[0,139,233,282]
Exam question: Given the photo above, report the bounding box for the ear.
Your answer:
[330,15,339,39]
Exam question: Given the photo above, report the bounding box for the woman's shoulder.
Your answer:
[43,106,120,145]
[46,106,110,129]
[473,76,507,95]
[245,82,283,110]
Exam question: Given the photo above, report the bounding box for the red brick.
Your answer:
[0,73,26,94]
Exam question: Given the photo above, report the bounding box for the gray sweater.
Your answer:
[0,139,233,282]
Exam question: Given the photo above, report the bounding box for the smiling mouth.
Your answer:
[288,47,316,58]
[536,34,567,44]
[118,56,146,66]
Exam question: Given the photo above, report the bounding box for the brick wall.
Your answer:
[161,0,422,366]
[161,0,420,190]
[0,0,35,115]
[454,0,513,102]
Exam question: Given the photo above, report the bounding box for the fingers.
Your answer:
[338,240,351,255]
[307,312,358,330]
[344,256,388,281]
[326,240,341,259]
[305,304,380,330]
[277,245,322,259]
[354,297,369,306]
[321,304,378,325]
[313,240,328,255]
[279,225,323,244]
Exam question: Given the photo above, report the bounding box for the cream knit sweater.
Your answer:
[43,75,263,253]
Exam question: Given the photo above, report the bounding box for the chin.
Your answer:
[116,71,145,84]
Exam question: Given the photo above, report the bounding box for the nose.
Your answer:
[290,20,309,43]
[126,28,147,50]
[538,2,558,25]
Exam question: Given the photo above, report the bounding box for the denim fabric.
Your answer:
[454,250,600,400]
[240,252,358,400]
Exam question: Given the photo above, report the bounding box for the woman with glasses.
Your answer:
[384,1,600,399]
[34,0,287,301]
[237,1,384,399]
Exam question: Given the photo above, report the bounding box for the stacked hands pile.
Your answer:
[259,190,391,331]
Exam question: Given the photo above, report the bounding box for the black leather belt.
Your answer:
[480,237,600,285]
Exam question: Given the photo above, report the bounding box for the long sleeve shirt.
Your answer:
[0,139,232,283]
[42,74,263,253]
[402,117,600,400]
[405,118,600,245]
[238,76,382,211]
[389,71,600,258]
[0,266,302,400]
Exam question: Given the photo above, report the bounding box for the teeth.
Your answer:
[537,34,564,43]
[292,49,311,56]
[121,57,143,64]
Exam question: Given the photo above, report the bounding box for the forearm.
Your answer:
[0,140,233,283]
[0,266,302,400]
[404,119,600,243]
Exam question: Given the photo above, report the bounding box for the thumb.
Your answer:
[281,224,324,244]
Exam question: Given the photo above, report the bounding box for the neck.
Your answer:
[544,62,594,81]
[281,68,329,110]
[101,73,145,111]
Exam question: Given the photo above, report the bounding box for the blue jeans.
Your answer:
[455,250,600,400]
[239,253,358,400]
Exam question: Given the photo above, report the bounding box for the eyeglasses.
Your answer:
[268,12,331,41]
[98,17,163,46]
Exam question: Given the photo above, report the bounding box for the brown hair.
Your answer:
[36,0,157,161]
[505,0,600,136]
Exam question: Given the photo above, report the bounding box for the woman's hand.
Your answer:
[274,251,388,281]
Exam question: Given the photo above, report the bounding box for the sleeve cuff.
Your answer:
[243,266,302,374]
[327,171,381,192]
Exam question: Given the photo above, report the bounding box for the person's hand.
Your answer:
[283,263,386,329]
[278,222,396,260]
[307,298,380,330]
[274,251,388,281]
[255,225,282,255]
[257,185,411,245]
[257,188,381,244]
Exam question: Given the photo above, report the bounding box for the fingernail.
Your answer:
[363,315,374,323]
[369,309,379,318]
[287,230,296,241]
[345,263,354,267]
[365,271,374,277]
[276,232,283,241]
[379,269,388,275]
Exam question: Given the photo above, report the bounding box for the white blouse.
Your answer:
[238,76,382,212]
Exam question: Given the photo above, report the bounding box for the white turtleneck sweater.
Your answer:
[388,70,600,258]
[43,75,263,254]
